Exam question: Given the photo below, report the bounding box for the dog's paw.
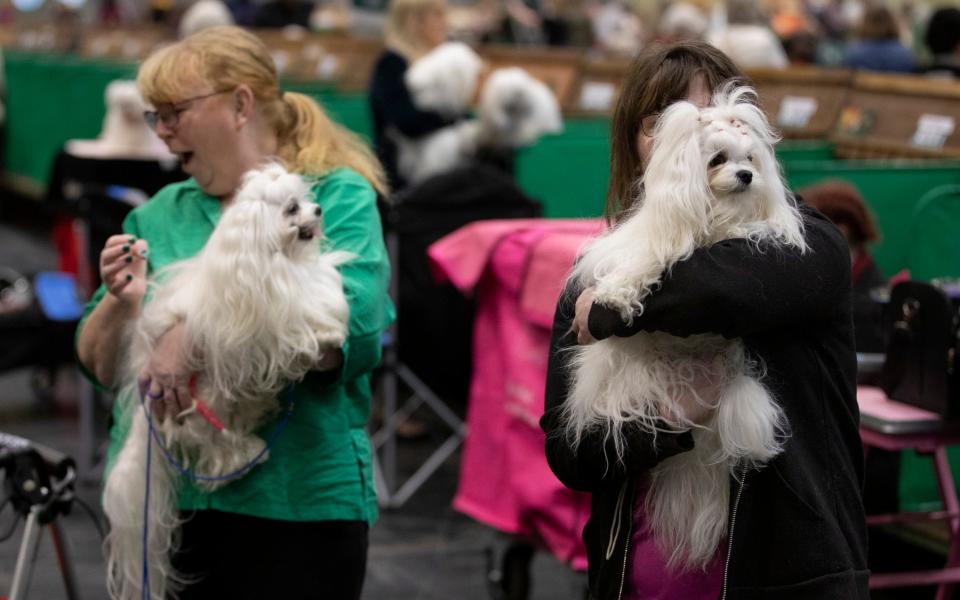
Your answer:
[593,282,642,323]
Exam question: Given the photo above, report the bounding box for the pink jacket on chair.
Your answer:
[429,218,603,570]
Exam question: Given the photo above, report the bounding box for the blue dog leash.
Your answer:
[138,387,295,599]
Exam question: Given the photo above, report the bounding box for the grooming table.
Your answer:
[859,385,960,598]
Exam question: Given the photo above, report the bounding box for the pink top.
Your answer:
[623,491,725,600]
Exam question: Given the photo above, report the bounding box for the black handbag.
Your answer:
[881,281,960,418]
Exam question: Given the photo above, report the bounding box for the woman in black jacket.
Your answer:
[540,40,869,599]
[368,0,460,192]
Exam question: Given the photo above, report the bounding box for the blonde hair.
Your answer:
[385,0,445,61]
[137,26,387,195]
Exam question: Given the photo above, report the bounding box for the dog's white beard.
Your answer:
[103,208,350,600]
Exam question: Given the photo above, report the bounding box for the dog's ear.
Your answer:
[642,101,712,239]
[724,88,806,249]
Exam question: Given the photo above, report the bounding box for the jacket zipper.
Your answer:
[612,481,634,600]
[721,469,747,600]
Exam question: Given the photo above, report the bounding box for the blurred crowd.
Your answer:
[4,0,959,78]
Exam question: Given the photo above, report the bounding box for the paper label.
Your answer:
[579,81,616,112]
[912,114,956,150]
[777,96,818,128]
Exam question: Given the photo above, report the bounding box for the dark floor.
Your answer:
[0,198,950,600]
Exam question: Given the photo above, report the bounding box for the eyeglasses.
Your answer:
[143,90,230,131]
[639,112,661,137]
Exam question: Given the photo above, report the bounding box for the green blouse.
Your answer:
[77,167,394,524]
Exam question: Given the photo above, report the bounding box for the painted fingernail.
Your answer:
[122,244,130,252]
[139,249,150,258]
[126,274,132,281]
[125,256,133,263]
[128,236,136,243]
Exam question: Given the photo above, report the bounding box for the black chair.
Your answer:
[373,159,542,508]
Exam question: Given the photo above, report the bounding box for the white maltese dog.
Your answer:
[564,85,807,571]
[103,163,351,600]
[394,42,563,183]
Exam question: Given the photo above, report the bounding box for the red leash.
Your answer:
[188,376,227,433]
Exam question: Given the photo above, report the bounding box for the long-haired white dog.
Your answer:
[394,42,563,183]
[103,163,351,600]
[564,85,806,571]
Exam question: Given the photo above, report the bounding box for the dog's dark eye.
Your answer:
[708,153,727,168]
[746,154,754,162]
[285,203,299,216]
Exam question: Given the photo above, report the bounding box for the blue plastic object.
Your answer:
[33,272,84,322]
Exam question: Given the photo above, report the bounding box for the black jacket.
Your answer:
[368,50,460,192]
[540,204,870,599]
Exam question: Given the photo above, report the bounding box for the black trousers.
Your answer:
[172,510,369,600]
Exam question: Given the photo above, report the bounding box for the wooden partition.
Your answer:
[78,28,173,62]
[0,23,78,53]
[254,29,382,91]
[566,57,629,116]
[831,72,960,159]
[477,45,582,110]
[747,67,853,140]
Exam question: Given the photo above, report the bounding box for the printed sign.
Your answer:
[911,114,956,150]
[579,81,616,112]
[777,96,818,129]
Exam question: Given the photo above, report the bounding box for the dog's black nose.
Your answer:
[736,170,753,185]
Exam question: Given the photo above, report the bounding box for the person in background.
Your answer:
[800,180,886,353]
[654,1,708,43]
[921,6,960,78]
[541,39,869,599]
[75,26,392,600]
[368,0,458,193]
[708,0,789,69]
[253,0,315,27]
[842,5,916,73]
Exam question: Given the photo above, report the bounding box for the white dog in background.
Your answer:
[394,42,563,183]
[563,85,806,571]
[103,163,351,600]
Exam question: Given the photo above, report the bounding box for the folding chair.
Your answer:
[370,161,541,508]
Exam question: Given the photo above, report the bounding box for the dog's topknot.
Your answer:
[235,162,312,208]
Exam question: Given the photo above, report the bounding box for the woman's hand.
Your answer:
[139,321,194,422]
[316,348,343,372]
[100,235,149,305]
[573,287,597,345]
[661,357,724,427]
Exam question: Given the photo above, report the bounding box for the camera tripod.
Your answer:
[0,433,81,600]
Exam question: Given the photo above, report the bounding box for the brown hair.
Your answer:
[858,6,901,42]
[606,40,746,223]
[798,180,878,246]
[137,26,387,194]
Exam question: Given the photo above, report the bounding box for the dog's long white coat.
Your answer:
[394,43,563,183]
[564,86,806,571]
[103,164,351,600]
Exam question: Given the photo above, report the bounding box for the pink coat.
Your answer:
[429,218,603,570]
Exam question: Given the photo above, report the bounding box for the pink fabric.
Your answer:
[857,385,942,422]
[428,219,603,570]
[623,491,725,600]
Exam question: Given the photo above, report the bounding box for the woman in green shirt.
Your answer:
[76,26,393,600]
